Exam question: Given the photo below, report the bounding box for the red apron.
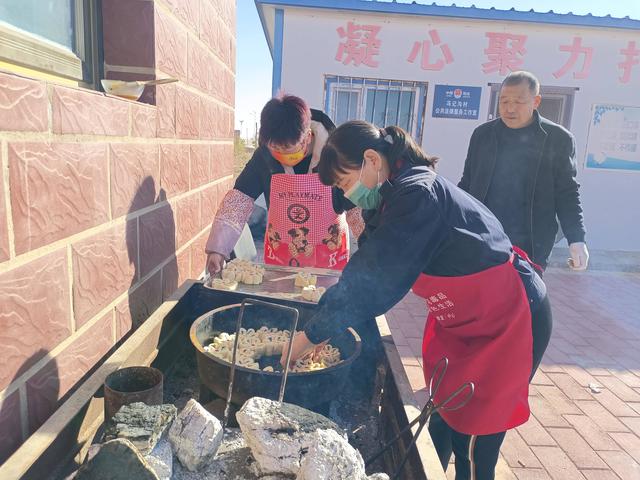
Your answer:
[414,256,533,435]
[264,173,349,270]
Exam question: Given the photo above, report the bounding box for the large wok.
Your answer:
[190,302,362,410]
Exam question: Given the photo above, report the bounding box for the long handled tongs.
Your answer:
[365,357,474,479]
[223,298,300,428]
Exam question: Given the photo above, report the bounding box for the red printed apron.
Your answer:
[414,256,533,435]
[264,173,349,270]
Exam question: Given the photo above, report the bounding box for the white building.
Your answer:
[255,0,640,257]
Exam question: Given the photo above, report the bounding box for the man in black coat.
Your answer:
[459,71,588,270]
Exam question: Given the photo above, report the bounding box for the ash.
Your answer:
[164,348,387,478]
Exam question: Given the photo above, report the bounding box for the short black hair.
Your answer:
[258,93,311,146]
[501,71,540,95]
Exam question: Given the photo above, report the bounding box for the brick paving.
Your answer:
[385,268,640,480]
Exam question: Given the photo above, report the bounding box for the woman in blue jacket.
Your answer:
[282,120,553,480]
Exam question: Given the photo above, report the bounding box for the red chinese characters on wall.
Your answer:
[618,41,640,84]
[552,37,593,79]
[333,21,638,85]
[335,21,381,67]
[482,32,527,74]
[407,29,454,71]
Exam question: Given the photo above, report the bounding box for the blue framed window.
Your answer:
[324,75,428,141]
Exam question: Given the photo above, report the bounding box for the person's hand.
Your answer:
[280,331,316,368]
[206,252,226,275]
[311,340,329,361]
[568,242,589,271]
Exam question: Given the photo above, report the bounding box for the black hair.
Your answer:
[317,120,438,186]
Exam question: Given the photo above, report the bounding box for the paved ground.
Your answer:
[385,267,640,480]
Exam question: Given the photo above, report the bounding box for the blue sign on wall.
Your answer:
[432,85,482,120]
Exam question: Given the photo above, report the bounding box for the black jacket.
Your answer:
[459,112,586,267]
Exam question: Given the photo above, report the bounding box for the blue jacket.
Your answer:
[304,165,545,344]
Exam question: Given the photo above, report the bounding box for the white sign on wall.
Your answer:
[585,104,640,172]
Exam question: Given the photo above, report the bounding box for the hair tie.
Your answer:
[384,134,393,145]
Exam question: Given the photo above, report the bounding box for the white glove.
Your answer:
[568,242,589,271]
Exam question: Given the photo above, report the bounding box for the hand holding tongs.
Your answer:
[365,357,474,479]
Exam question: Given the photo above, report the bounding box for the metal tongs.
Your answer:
[223,298,300,428]
[202,270,214,286]
[365,357,474,479]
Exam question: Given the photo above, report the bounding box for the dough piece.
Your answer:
[212,278,238,290]
[228,258,250,269]
[294,271,317,288]
[220,269,238,282]
[206,327,341,372]
[220,260,265,285]
[250,264,266,276]
[241,271,263,285]
[301,285,326,302]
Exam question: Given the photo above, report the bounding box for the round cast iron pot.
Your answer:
[189,303,361,410]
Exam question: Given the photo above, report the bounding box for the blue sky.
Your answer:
[235,0,640,136]
[236,0,272,140]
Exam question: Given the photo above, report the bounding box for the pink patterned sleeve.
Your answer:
[205,189,255,257]
[345,207,365,240]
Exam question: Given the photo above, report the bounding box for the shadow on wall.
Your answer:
[124,177,178,342]
[0,350,58,464]
[0,179,181,475]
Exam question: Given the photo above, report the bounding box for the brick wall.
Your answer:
[0,0,235,463]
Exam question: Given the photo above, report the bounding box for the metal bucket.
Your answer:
[103,366,163,421]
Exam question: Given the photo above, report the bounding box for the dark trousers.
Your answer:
[428,295,553,480]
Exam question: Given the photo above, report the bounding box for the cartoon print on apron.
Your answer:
[265,173,349,270]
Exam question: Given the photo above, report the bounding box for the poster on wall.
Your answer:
[432,85,481,119]
[585,104,640,172]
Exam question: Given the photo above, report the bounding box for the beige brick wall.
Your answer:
[0,0,236,463]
